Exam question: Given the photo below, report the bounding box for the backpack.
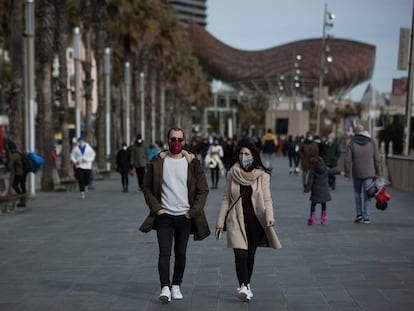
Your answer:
[20,152,36,173]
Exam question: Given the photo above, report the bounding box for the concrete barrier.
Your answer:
[387,155,414,193]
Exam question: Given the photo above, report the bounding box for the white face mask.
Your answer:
[239,154,253,169]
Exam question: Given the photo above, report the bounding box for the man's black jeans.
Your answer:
[155,213,193,288]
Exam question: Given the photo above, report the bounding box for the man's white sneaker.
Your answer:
[80,192,85,199]
[171,285,183,299]
[247,284,253,298]
[159,286,171,303]
[237,284,251,302]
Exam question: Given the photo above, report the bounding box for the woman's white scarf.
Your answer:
[230,164,264,186]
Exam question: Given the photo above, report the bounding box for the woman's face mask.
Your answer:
[239,154,253,169]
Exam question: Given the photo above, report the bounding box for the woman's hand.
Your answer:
[185,212,192,219]
[267,219,275,227]
[215,227,223,239]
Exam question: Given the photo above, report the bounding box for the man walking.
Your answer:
[142,127,210,303]
[7,142,27,209]
[344,125,382,224]
[130,134,148,191]
[261,128,278,168]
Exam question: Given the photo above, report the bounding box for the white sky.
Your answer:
[206,0,412,101]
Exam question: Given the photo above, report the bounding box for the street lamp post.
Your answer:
[404,2,414,155]
[288,54,301,136]
[104,48,111,170]
[273,75,284,134]
[73,27,81,139]
[316,3,335,135]
[140,72,145,140]
[124,62,131,145]
[25,0,35,196]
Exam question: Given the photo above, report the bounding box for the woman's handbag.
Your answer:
[223,195,242,231]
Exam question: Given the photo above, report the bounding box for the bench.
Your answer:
[0,193,27,215]
[57,169,77,192]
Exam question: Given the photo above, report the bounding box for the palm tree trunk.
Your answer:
[9,0,24,149]
[55,0,72,179]
[83,30,93,143]
[93,0,108,170]
[37,0,56,190]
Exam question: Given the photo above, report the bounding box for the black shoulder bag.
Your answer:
[223,192,244,231]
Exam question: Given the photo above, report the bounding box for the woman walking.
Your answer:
[215,141,281,302]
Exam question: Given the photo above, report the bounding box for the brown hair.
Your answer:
[310,156,324,167]
[167,127,185,139]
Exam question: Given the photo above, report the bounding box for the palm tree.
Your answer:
[37,0,56,190]
[80,0,95,144]
[8,0,24,149]
[92,0,109,170]
[55,0,73,180]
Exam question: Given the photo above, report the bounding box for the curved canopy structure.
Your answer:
[188,19,375,98]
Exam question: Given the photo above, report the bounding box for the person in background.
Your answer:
[284,135,297,174]
[206,137,224,189]
[130,134,148,192]
[304,156,341,225]
[344,124,382,224]
[70,136,96,199]
[116,142,132,192]
[198,137,210,168]
[215,141,281,302]
[222,137,236,173]
[322,133,341,190]
[292,136,302,174]
[299,131,319,189]
[148,143,158,161]
[141,127,210,303]
[261,128,278,168]
[7,141,27,209]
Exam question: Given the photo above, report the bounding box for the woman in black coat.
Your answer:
[116,142,132,192]
[304,156,341,225]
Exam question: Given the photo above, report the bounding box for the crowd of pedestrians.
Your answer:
[2,124,384,304]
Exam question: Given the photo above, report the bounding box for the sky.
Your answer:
[206,0,413,101]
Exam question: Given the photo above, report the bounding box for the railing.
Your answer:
[386,155,414,193]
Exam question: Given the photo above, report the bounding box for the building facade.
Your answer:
[169,0,207,29]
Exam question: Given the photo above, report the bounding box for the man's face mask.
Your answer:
[239,154,253,169]
[307,136,313,142]
[169,137,184,154]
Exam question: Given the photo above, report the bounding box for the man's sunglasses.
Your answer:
[170,137,184,143]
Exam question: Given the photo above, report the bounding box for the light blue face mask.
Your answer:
[307,136,313,142]
[239,154,253,168]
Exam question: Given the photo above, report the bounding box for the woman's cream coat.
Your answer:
[216,165,282,250]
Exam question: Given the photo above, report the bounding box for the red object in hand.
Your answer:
[375,186,391,202]
[375,185,391,211]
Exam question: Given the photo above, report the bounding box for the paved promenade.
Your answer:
[1,156,413,311]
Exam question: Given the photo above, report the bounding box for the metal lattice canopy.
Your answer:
[188,19,375,99]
